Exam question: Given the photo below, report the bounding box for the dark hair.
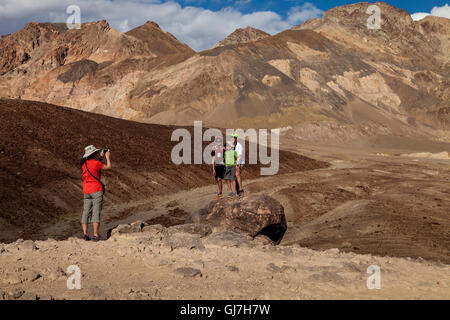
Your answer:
[80,151,100,166]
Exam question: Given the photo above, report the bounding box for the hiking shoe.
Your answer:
[238,189,245,196]
[91,235,101,242]
[217,193,223,199]
[228,192,237,198]
[83,234,91,241]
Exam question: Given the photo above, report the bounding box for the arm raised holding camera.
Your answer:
[101,149,112,171]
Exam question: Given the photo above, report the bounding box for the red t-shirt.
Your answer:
[82,159,104,194]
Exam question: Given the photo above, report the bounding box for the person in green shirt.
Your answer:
[224,142,238,197]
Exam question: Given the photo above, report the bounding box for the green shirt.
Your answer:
[225,150,237,167]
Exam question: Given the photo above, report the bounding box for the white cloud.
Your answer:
[0,0,323,51]
[411,3,450,21]
[287,3,323,24]
[411,12,430,21]
[119,19,129,32]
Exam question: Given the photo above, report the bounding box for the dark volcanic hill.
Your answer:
[0,98,326,242]
[0,2,448,137]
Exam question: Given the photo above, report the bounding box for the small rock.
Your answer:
[166,200,179,208]
[168,223,212,237]
[88,286,104,297]
[165,233,204,250]
[142,224,168,237]
[130,220,148,232]
[341,241,353,249]
[267,263,282,273]
[19,240,37,252]
[253,234,275,246]
[44,266,67,281]
[308,271,345,284]
[21,270,41,283]
[107,221,148,238]
[174,267,202,278]
[325,248,340,255]
[342,262,363,273]
[202,231,252,248]
[8,289,25,300]
[227,265,239,272]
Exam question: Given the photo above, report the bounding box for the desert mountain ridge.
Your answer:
[0,2,449,140]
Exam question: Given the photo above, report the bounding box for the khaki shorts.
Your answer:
[81,190,103,224]
[224,166,236,180]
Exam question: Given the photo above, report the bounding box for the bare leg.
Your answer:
[93,222,100,237]
[82,223,88,235]
[218,179,223,194]
[236,166,243,192]
[226,180,232,193]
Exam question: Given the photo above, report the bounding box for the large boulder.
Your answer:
[186,194,287,244]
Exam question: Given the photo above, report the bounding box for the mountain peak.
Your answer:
[144,21,161,29]
[296,2,414,34]
[125,21,194,55]
[217,26,271,47]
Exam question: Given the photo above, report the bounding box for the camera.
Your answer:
[102,148,110,154]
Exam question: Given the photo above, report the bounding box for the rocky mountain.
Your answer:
[0,2,448,136]
[216,26,271,47]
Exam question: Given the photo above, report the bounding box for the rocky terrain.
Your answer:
[0,2,448,138]
[0,220,449,300]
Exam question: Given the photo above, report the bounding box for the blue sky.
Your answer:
[0,1,449,50]
[179,0,446,17]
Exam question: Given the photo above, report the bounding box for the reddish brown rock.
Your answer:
[187,194,287,244]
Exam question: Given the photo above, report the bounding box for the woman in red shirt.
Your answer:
[80,145,112,241]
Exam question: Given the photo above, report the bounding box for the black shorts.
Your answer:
[214,165,225,180]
